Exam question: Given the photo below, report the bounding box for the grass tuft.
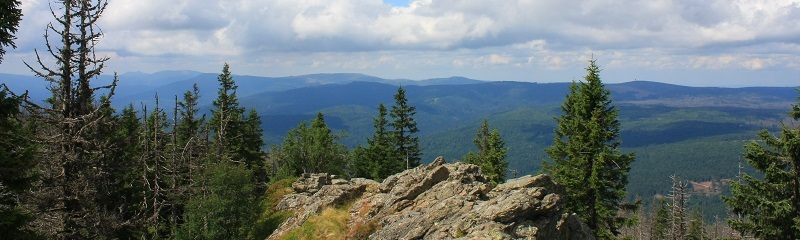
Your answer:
[284,204,352,240]
[250,177,297,239]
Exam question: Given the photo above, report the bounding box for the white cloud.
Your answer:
[487,54,512,65]
[6,0,800,86]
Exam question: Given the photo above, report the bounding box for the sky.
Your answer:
[3,0,800,87]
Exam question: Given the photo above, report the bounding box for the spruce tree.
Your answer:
[723,89,800,239]
[96,103,148,237]
[24,0,120,237]
[0,0,21,63]
[239,109,266,181]
[390,87,420,170]
[0,2,32,236]
[279,112,348,176]
[652,198,669,240]
[0,86,39,239]
[177,84,204,147]
[142,96,171,238]
[686,209,705,240]
[210,63,244,161]
[209,64,264,172]
[353,104,396,180]
[542,59,636,239]
[180,64,261,239]
[180,160,256,239]
[462,119,508,186]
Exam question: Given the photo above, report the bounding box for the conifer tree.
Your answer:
[142,96,171,238]
[24,0,120,237]
[723,89,800,239]
[96,103,148,237]
[669,175,689,240]
[239,109,266,181]
[279,112,348,176]
[0,0,21,63]
[0,86,39,239]
[180,64,261,239]
[209,64,264,172]
[176,83,207,194]
[180,160,256,239]
[652,198,670,240]
[353,104,396,180]
[390,87,420,169]
[177,84,204,149]
[462,119,508,186]
[210,63,244,161]
[542,59,636,239]
[687,209,705,240]
[0,2,32,236]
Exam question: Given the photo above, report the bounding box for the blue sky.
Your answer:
[384,0,411,7]
[3,0,800,87]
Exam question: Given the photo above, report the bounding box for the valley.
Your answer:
[4,71,796,219]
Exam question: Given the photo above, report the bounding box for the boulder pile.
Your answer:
[267,157,595,240]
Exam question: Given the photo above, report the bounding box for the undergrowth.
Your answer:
[283,203,352,240]
[250,177,297,239]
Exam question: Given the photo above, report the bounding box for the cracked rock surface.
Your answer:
[267,156,595,240]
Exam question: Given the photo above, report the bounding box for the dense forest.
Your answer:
[3,1,800,239]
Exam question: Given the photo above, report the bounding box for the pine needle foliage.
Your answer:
[723,89,800,239]
[462,119,509,186]
[542,59,636,239]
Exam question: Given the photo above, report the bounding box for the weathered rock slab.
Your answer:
[267,157,595,240]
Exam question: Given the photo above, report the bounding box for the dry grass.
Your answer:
[283,205,351,240]
[346,200,380,239]
[347,218,379,240]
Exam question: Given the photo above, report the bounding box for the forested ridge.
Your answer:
[3,1,800,239]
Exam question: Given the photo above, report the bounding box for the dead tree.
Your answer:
[669,175,690,240]
[23,0,118,238]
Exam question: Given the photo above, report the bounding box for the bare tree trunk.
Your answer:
[23,0,114,238]
[669,175,689,240]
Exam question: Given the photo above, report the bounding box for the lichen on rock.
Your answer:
[267,156,595,240]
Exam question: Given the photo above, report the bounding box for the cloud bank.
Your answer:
[5,0,800,86]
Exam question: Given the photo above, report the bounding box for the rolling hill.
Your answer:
[3,71,797,218]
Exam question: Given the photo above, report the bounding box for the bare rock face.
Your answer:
[267,157,595,240]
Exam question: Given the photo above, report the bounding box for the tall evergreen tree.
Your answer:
[176,83,207,195]
[208,64,264,172]
[723,89,800,239]
[238,109,266,181]
[352,104,396,180]
[95,103,148,237]
[177,84,204,148]
[210,63,244,161]
[0,86,39,239]
[462,119,508,186]
[390,87,420,170]
[0,2,32,236]
[179,64,262,239]
[542,59,636,239]
[0,0,22,63]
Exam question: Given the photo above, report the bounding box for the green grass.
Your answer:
[250,177,297,239]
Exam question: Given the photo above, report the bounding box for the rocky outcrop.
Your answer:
[267,157,595,240]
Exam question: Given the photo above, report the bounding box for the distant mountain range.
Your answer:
[3,71,798,218]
